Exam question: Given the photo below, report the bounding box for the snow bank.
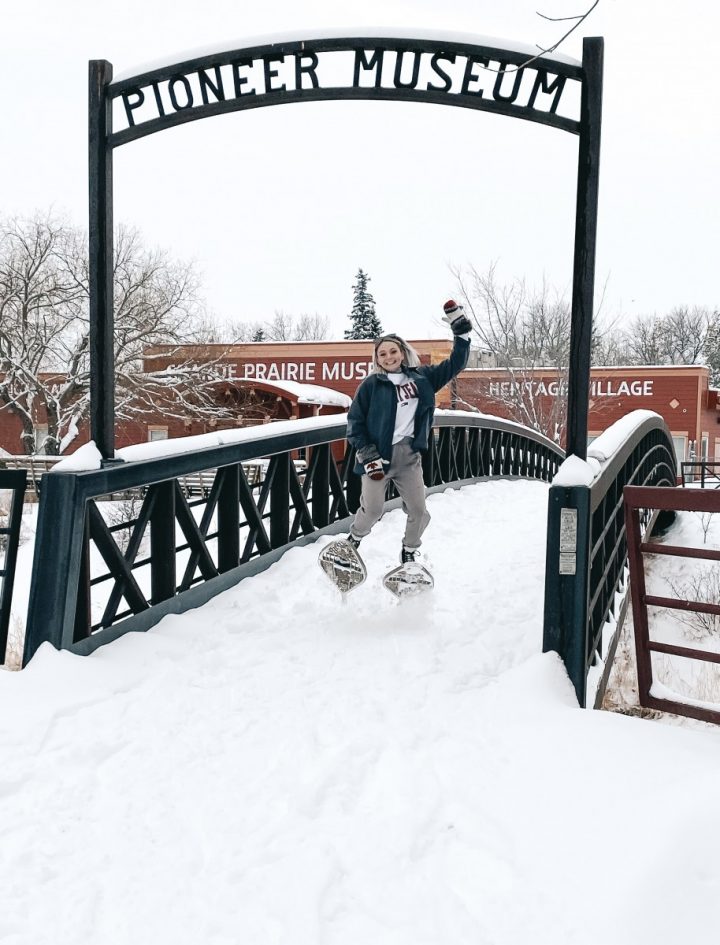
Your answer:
[3,480,720,945]
[51,440,103,472]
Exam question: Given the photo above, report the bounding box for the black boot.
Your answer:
[347,534,361,550]
[401,546,418,564]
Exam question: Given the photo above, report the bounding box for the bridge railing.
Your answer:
[22,411,562,665]
[543,412,678,707]
[1,469,27,666]
[680,461,720,488]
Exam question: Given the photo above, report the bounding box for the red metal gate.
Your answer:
[624,485,720,724]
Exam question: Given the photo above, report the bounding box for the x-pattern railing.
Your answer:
[22,414,562,664]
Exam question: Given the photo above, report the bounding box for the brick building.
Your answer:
[457,364,718,468]
[0,339,455,456]
[1,340,717,471]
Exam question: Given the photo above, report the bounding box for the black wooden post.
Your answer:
[311,446,330,528]
[150,481,176,603]
[269,455,290,548]
[88,60,115,461]
[217,465,241,572]
[565,37,604,460]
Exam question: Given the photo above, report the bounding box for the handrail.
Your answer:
[22,412,563,665]
[625,485,720,725]
[543,413,678,706]
[0,469,27,665]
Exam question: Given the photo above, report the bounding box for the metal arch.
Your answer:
[107,36,583,146]
[88,33,603,461]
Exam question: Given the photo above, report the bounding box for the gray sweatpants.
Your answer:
[351,439,431,549]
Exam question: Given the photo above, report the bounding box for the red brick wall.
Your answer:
[457,365,712,455]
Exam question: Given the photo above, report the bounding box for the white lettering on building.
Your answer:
[488,378,655,398]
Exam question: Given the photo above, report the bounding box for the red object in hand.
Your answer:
[364,459,386,480]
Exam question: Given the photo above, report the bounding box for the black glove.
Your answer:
[442,299,473,335]
[357,444,387,481]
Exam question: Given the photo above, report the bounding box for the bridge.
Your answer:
[2,408,677,711]
[4,408,718,945]
[4,25,719,942]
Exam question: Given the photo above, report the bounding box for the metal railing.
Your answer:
[681,461,720,488]
[624,484,720,725]
[22,413,563,665]
[543,415,678,706]
[0,469,27,665]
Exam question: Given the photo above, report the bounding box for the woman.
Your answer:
[346,299,472,563]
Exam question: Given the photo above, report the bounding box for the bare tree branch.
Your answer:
[484,1,601,74]
[0,213,236,454]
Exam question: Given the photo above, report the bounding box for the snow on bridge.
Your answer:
[2,478,720,944]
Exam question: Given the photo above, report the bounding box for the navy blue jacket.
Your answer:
[347,336,470,474]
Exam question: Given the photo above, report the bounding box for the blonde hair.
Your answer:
[372,334,421,374]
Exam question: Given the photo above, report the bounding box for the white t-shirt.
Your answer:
[387,372,420,443]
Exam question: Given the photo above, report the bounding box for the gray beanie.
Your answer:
[372,334,421,374]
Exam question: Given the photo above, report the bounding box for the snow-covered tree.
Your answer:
[0,213,233,455]
[345,269,382,339]
[454,263,571,442]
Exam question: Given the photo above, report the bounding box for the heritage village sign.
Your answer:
[89,28,603,461]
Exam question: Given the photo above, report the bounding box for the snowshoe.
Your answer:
[383,562,434,598]
[318,538,367,594]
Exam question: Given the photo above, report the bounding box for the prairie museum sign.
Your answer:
[144,339,454,399]
[190,359,374,385]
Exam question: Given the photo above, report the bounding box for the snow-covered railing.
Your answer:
[0,469,26,666]
[21,412,563,665]
[543,411,678,707]
[0,455,62,499]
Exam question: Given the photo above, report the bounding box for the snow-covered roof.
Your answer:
[112,27,580,83]
[465,364,711,373]
[236,378,351,409]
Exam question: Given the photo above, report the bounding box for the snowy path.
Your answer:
[2,480,720,945]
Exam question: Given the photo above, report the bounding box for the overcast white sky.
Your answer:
[1,0,718,340]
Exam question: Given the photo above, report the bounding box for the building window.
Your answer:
[148,427,169,442]
[34,425,49,454]
[671,435,687,473]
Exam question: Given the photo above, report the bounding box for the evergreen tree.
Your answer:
[252,326,265,342]
[345,268,383,339]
